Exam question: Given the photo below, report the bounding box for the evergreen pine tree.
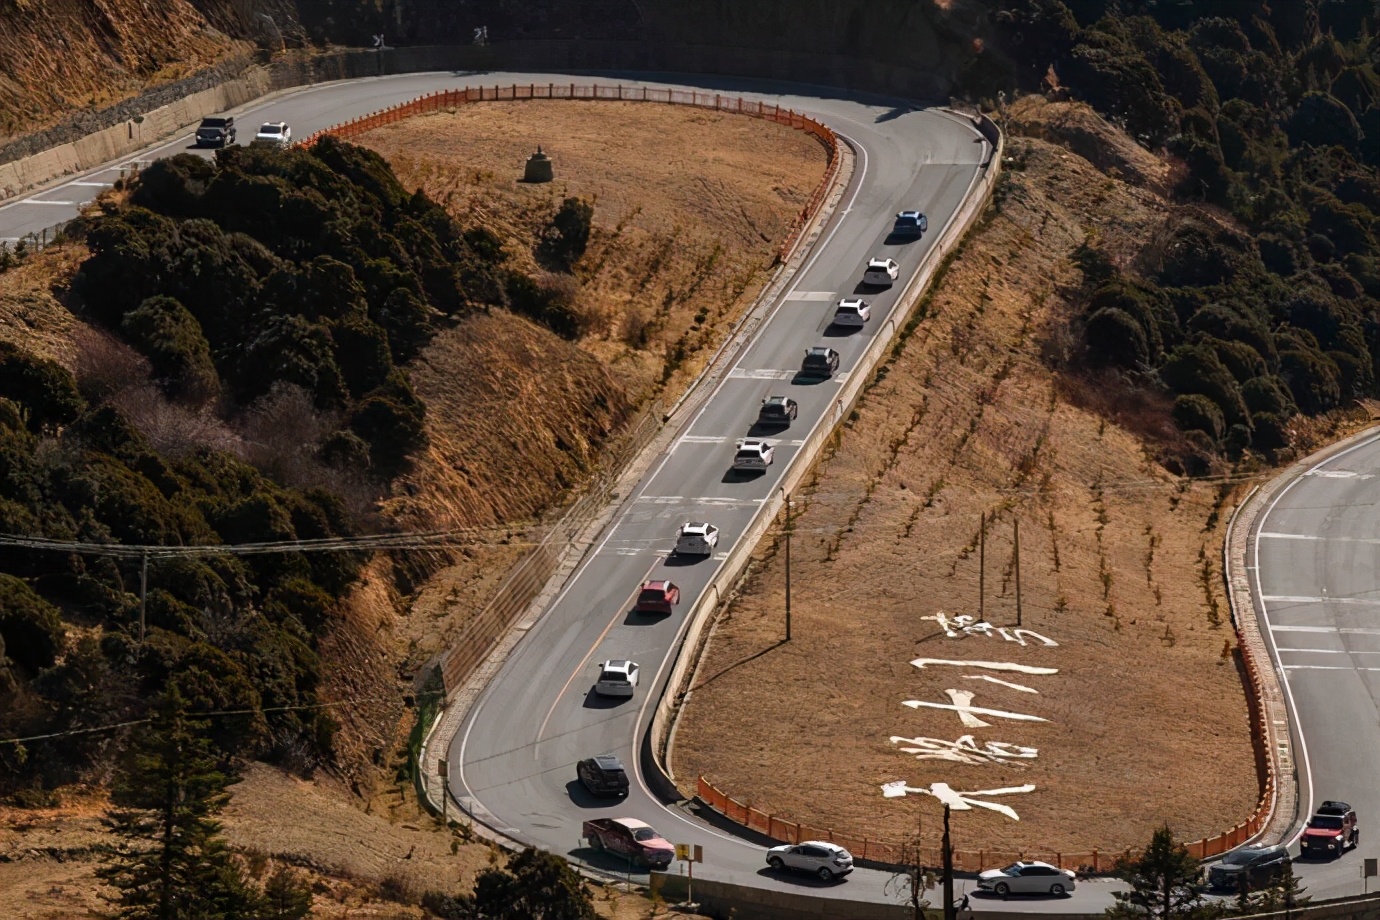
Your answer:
[259,866,313,920]
[1107,826,1208,920]
[97,687,257,920]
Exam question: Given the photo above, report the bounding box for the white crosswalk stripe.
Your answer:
[728,368,795,380]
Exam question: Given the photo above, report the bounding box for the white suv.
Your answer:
[863,257,900,287]
[732,439,774,471]
[594,660,640,697]
[832,297,871,328]
[674,522,719,556]
[254,121,292,146]
[766,841,854,881]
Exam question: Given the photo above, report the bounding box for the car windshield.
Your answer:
[633,828,658,841]
[1221,851,1260,866]
[638,589,663,602]
[735,451,760,460]
[1310,815,1344,829]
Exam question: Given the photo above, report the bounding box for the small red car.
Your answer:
[634,580,680,615]
[583,817,674,869]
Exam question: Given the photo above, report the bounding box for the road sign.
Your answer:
[675,843,702,862]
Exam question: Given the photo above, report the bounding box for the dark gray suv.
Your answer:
[195,116,236,148]
[801,346,840,378]
[576,753,629,797]
[1207,845,1291,893]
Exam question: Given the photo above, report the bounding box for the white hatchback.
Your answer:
[766,840,854,881]
[832,297,871,327]
[594,660,640,697]
[863,257,900,287]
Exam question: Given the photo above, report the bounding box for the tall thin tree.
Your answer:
[98,687,257,920]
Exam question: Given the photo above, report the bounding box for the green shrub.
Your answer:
[0,574,65,676]
[0,343,84,433]
[121,295,220,403]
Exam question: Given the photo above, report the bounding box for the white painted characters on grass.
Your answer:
[922,611,1058,647]
[889,734,1038,765]
[880,781,1038,821]
[909,658,1058,676]
[904,689,1048,728]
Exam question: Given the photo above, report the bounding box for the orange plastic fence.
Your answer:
[696,611,1278,870]
[300,83,841,261]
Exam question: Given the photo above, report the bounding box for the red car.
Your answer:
[583,817,675,869]
[634,580,680,615]
[1300,800,1358,857]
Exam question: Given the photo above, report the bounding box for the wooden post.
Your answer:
[1014,518,1022,627]
[138,549,148,644]
[942,805,955,920]
[978,512,986,620]
[784,491,792,641]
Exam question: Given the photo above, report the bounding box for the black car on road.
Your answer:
[801,346,840,378]
[577,753,629,797]
[195,116,237,148]
[758,396,798,427]
[1206,845,1291,893]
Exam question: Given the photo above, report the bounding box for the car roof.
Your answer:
[868,256,894,266]
[592,753,624,770]
[898,210,923,218]
[807,345,834,355]
[837,297,864,306]
[763,395,790,405]
[799,840,847,852]
[681,522,711,533]
[1319,800,1352,813]
[740,439,768,448]
[601,659,633,670]
[643,579,672,590]
[612,817,652,830]
[259,122,285,129]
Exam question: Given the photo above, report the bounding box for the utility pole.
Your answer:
[1014,518,1022,628]
[138,549,149,644]
[978,512,986,621]
[942,804,955,920]
[784,490,792,642]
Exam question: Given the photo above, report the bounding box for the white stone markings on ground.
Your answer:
[889,734,1038,765]
[881,781,1038,821]
[903,690,1048,728]
[922,611,1058,646]
[910,658,1058,675]
[966,674,1039,693]
[727,368,795,380]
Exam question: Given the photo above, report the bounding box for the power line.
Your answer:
[0,692,441,747]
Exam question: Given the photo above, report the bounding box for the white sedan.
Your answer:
[765,841,854,881]
[594,660,640,697]
[977,861,1076,896]
[832,297,871,327]
[254,121,292,146]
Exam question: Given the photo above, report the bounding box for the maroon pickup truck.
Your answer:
[583,817,675,869]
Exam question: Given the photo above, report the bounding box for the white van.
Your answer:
[674,522,719,556]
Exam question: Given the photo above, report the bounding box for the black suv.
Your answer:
[758,396,798,427]
[1206,845,1291,893]
[801,346,840,378]
[577,754,629,797]
[195,116,237,148]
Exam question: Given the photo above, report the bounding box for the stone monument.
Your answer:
[523,145,553,183]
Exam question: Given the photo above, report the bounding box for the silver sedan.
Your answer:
[977,861,1076,896]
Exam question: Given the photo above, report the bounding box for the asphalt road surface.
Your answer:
[0,68,1131,911]
[1251,429,1380,900]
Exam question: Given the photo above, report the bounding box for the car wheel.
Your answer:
[1051,883,1066,896]
[590,835,604,851]
[817,867,834,881]
[995,882,1010,897]
[768,856,784,870]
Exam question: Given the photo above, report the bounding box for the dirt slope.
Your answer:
[672,96,1263,855]
[0,0,251,144]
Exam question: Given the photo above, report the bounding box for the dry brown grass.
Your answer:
[672,100,1265,856]
[0,243,86,368]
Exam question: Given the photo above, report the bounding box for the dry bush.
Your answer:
[112,385,240,457]
[71,325,151,403]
